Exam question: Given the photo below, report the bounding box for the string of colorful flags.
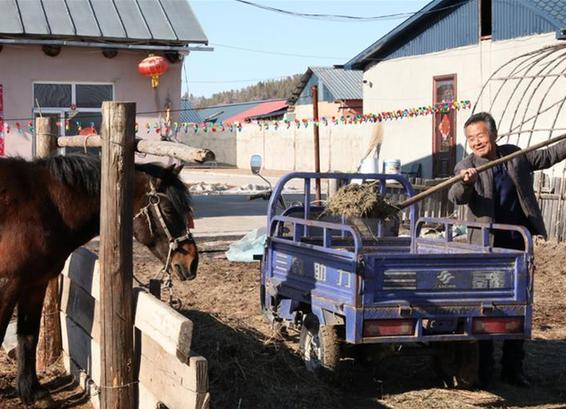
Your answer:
[0,99,471,136]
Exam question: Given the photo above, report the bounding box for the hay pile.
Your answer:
[324,182,399,240]
[325,182,396,219]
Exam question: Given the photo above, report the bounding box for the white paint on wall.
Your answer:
[362,33,566,177]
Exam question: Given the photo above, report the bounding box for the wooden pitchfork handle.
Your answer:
[397,132,566,210]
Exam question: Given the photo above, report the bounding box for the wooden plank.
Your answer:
[133,289,193,363]
[137,331,209,409]
[62,352,101,409]
[99,101,136,409]
[138,383,160,409]
[61,247,100,299]
[60,312,102,385]
[60,275,100,342]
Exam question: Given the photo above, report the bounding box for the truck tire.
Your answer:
[299,314,341,382]
[433,341,479,388]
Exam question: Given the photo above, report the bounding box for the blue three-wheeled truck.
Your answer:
[253,164,533,387]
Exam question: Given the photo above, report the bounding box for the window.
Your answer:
[34,84,72,108]
[480,0,492,39]
[76,84,113,108]
[32,82,113,155]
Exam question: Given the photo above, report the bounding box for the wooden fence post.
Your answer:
[35,116,63,371]
[99,101,136,409]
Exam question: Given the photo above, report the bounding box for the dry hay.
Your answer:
[324,182,399,240]
[326,182,393,219]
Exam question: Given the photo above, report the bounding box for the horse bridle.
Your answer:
[134,179,195,277]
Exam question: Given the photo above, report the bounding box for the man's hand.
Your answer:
[459,168,478,185]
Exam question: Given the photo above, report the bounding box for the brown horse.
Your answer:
[0,154,199,405]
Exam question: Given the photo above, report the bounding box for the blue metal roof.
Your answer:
[0,0,208,46]
[289,66,362,106]
[345,0,566,70]
[179,99,203,123]
[494,0,566,41]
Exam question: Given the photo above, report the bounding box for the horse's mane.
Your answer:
[41,154,191,216]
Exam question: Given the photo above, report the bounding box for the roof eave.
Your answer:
[344,0,451,70]
[287,68,314,106]
[0,36,210,52]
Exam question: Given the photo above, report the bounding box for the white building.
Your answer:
[346,0,566,178]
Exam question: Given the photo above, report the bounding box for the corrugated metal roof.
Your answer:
[345,0,475,69]
[0,0,208,45]
[494,0,566,41]
[179,99,203,123]
[288,66,362,106]
[345,0,566,70]
[224,100,287,123]
[311,67,362,100]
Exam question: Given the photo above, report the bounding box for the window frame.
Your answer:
[31,81,114,156]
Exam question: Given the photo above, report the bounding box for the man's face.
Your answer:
[465,121,496,159]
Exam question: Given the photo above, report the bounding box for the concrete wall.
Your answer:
[0,45,183,158]
[293,100,362,121]
[182,123,377,172]
[177,127,237,165]
[362,33,566,177]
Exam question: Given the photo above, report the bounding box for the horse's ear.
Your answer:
[165,164,183,176]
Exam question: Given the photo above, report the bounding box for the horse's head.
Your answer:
[133,163,198,281]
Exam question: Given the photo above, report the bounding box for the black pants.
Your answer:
[479,339,525,377]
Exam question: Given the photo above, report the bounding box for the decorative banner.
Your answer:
[0,84,4,156]
[0,99,471,137]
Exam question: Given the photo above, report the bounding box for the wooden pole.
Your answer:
[35,117,62,371]
[311,85,321,201]
[99,101,136,409]
[57,135,216,163]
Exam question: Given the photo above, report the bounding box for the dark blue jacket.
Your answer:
[448,141,566,243]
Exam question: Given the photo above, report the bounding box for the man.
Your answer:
[448,112,566,388]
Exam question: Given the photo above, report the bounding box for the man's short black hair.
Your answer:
[464,112,497,138]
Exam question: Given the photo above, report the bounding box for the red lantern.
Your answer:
[138,55,169,88]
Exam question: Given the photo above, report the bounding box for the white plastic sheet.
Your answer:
[225,227,267,262]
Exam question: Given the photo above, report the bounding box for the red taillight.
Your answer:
[363,319,415,337]
[472,317,523,334]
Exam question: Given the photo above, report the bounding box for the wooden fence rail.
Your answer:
[57,134,216,163]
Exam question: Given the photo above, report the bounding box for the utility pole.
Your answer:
[311,85,321,202]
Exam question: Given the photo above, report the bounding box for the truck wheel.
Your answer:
[299,314,341,382]
[433,341,479,388]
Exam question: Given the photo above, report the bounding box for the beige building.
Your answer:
[346,0,566,179]
[0,0,208,158]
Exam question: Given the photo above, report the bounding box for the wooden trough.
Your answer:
[59,247,209,409]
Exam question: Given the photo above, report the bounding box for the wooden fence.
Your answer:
[35,105,215,409]
[391,173,566,243]
[387,177,456,222]
[535,172,566,242]
[60,248,209,409]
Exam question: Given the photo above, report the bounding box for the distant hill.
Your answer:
[186,74,302,108]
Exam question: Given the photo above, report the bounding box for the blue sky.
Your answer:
[184,0,429,97]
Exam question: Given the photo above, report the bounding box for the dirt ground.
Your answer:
[2,240,566,409]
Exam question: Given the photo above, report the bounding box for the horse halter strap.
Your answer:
[134,179,194,262]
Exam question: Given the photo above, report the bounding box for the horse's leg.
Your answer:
[0,277,19,347]
[16,283,52,405]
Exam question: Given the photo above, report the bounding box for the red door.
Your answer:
[432,75,457,178]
